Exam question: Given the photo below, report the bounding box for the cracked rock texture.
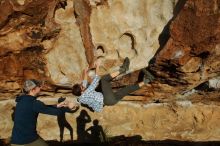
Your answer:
[0,0,220,142]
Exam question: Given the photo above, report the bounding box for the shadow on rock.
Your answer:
[1,138,220,146]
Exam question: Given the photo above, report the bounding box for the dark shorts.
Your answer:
[11,137,48,146]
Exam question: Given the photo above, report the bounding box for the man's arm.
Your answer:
[81,67,89,87]
[85,75,100,91]
[33,100,72,116]
[57,99,80,111]
[82,67,89,81]
[84,61,101,91]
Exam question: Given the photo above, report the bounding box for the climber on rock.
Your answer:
[68,57,155,112]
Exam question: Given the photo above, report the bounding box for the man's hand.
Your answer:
[94,60,101,73]
[67,101,80,110]
[57,100,80,110]
[82,66,89,81]
[57,100,67,108]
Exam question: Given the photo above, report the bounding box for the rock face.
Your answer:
[0,0,220,143]
[118,0,220,103]
[0,0,176,95]
[149,0,220,92]
[1,99,220,141]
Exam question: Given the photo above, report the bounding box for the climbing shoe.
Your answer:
[142,68,155,84]
[119,57,130,73]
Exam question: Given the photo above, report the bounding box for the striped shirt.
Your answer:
[78,75,104,112]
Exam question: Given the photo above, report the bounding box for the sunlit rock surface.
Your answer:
[0,0,220,143]
[89,0,176,71]
[0,0,176,95]
[1,98,220,141]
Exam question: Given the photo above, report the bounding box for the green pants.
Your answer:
[101,74,140,105]
[11,138,48,146]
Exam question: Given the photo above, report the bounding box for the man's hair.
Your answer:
[72,84,82,96]
[23,79,42,94]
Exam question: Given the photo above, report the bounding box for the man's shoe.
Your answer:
[142,68,155,84]
[119,57,130,73]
